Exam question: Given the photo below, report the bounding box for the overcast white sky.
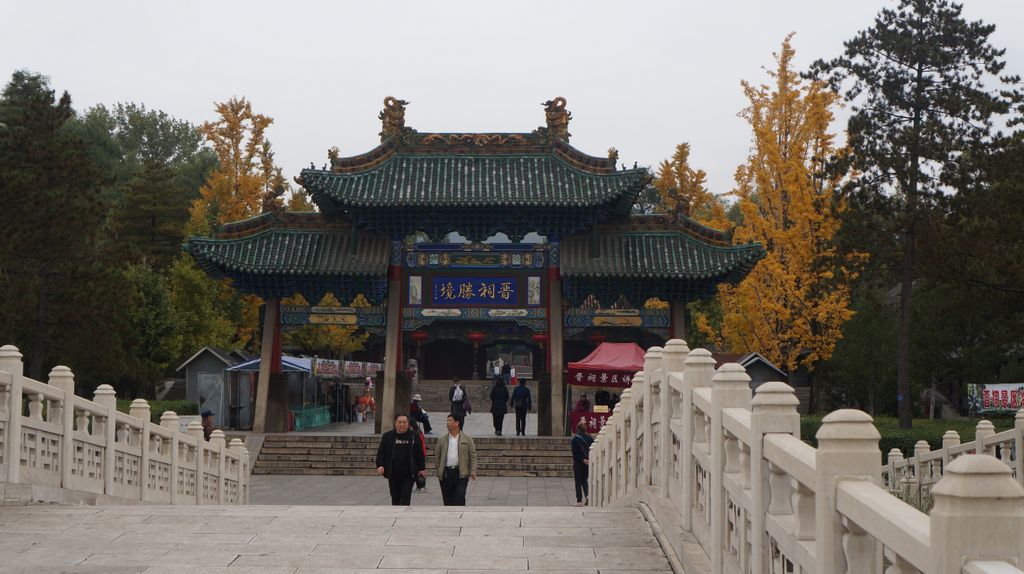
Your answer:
[2,0,1022,195]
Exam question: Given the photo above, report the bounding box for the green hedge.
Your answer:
[116,399,198,423]
[800,415,1013,463]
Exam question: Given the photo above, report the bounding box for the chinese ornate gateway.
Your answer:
[185,97,764,434]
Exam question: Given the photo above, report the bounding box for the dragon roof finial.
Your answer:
[379,96,410,142]
[542,97,571,141]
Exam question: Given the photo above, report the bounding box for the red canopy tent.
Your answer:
[568,342,646,388]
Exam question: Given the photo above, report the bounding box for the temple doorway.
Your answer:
[419,339,474,380]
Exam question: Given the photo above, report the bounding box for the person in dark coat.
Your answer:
[509,378,532,436]
[571,420,595,506]
[375,414,427,505]
[449,379,467,418]
[489,379,510,436]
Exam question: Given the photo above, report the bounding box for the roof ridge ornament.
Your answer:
[379,96,410,142]
[543,97,571,141]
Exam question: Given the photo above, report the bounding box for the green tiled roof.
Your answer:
[561,230,764,280]
[301,156,647,210]
[185,228,389,277]
[559,226,764,304]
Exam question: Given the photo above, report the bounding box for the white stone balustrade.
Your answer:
[590,341,1024,574]
[0,344,248,505]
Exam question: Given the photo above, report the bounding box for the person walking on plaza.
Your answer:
[410,394,432,434]
[449,379,467,418]
[571,420,594,506]
[501,361,511,385]
[200,409,216,441]
[489,378,509,436]
[510,378,531,436]
[434,413,478,506]
[375,414,427,506]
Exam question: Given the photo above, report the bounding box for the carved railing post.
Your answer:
[814,410,881,574]
[975,420,995,456]
[929,454,1024,574]
[0,345,24,483]
[642,346,663,488]
[591,427,603,506]
[92,384,118,496]
[625,381,640,494]
[129,399,151,499]
[160,411,179,504]
[48,366,76,490]
[661,339,688,499]
[210,429,226,504]
[711,363,752,573]
[682,348,716,531]
[187,421,204,504]
[1015,410,1023,488]
[885,448,904,493]
[631,372,645,492]
[940,430,960,473]
[229,438,248,504]
[750,382,800,574]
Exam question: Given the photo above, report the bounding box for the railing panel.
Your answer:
[590,344,1024,574]
[0,345,247,506]
[836,480,930,570]
[763,433,816,488]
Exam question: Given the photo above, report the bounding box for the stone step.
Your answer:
[254,433,575,477]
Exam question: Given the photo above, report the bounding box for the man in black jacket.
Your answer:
[375,414,427,505]
[509,379,532,436]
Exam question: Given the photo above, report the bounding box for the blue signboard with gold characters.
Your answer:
[432,277,517,306]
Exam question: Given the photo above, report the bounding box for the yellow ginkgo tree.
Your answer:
[652,143,732,232]
[699,35,864,388]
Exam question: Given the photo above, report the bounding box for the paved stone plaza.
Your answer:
[250,475,578,507]
[0,504,673,573]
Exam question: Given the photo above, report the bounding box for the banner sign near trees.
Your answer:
[312,358,341,377]
[967,383,1024,412]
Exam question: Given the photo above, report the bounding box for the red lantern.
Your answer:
[589,331,606,345]
[531,332,548,349]
[410,331,429,344]
[467,331,486,348]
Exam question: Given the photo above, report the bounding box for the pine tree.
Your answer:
[0,71,128,383]
[810,0,1023,427]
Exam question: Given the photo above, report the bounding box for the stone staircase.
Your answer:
[254,434,573,477]
[414,378,538,412]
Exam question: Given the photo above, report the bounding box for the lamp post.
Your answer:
[531,332,548,373]
[468,331,486,379]
[410,330,428,365]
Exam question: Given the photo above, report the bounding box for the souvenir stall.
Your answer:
[566,342,645,434]
[225,356,315,430]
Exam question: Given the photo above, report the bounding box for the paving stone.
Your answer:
[0,504,670,571]
[380,555,529,570]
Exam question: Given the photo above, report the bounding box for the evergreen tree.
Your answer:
[0,71,127,383]
[811,0,1023,427]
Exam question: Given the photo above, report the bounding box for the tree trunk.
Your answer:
[897,228,914,428]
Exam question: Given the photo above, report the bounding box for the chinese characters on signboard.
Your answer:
[967,383,1024,412]
[571,411,610,433]
[312,358,341,377]
[431,277,517,305]
[567,369,635,388]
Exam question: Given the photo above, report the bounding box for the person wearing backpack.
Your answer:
[571,420,594,506]
[449,379,467,418]
[509,378,532,436]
